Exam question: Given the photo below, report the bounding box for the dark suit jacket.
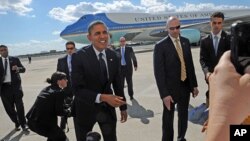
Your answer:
[200,31,230,76]
[116,46,137,73]
[26,85,66,134]
[71,45,127,123]
[57,55,70,82]
[0,59,4,83]
[154,36,198,101]
[0,56,25,86]
[57,55,73,98]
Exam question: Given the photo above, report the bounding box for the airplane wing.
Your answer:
[149,14,250,38]
[221,15,250,31]
[123,32,142,41]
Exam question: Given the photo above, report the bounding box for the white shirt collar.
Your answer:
[211,30,222,39]
[92,46,106,59]
[169,35,180,42]
[2,56,9,59]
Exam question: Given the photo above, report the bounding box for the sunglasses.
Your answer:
[66,48,74,50]
[169,25,181,30]
[212,22,222,25]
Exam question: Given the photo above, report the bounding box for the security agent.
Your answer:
[57,41,76,131]
[0,44,29,131]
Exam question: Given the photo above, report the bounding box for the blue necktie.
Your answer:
[214,35,219,55]
[121,47,126,65]
[68,55,72,73]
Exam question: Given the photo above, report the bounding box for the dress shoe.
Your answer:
[130,96,134,100]
[22,124,29,132]
[15,123,21,131]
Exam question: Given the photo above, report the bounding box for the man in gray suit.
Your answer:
[116,37,137,100]
[154,17,199,141]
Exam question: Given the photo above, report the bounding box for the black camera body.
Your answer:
[231,21,250,74]
[63,97,73,109]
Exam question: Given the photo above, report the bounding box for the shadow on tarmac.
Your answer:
[127,99,154,124]
[1,129,30,141]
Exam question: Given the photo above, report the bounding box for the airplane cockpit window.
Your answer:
[81,16,86,20]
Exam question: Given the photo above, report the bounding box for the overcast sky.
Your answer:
[0,0,249,56]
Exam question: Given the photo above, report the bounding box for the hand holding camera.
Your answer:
[12,65,20,73]
[63,97,73,117]
[231,21,250,74]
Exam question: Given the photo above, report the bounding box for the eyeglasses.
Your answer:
[169,25,181,30]
[66,48,74,50]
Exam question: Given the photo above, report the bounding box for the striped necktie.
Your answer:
[175,39,187,81]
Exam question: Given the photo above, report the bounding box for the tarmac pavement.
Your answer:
[0,45,207,141]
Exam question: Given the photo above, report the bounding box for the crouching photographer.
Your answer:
[26,72,70,141]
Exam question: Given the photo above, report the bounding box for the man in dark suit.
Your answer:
[116,37,137,100]
[57,41,76,131]
[0,45,29,131]
[154,17,199,141]
[71,21,127,141]
[199,11,230,105]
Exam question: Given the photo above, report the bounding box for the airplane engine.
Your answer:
[180,29,201,45]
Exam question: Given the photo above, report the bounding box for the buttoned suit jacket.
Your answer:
[0,58,4,83]
[199,31,230,76]
[57,55,70,82]
[26,85,66,136]
[116,46,137,74]
[0,56,26,87]
[154,36,198,101]
[71,45,127,124]
[57,55,74,98]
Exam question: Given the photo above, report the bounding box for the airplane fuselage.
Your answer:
[60,9,250,45]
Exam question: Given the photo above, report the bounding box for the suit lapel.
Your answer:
[217,31,227,55]
[63,56,69,75]
[9,57,13,68]
[87,46,103,83]
[208,34,217,57]
[168,37,181,60]
[124,46,128,59]
[179,38,188,59]
[0,58,3,70]
[105,49,113,82]
[0,58,4,77]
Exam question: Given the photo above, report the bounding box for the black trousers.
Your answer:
[121,66,134,97]
[0,83,27,127]
[60,86,73,130]
[74,105,117,141]
[162,82,190,141]
[28,119,66,141]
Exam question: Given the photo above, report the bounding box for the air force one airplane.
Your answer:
[60,9,250,45]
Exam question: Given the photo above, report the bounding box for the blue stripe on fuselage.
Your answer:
[60,13,210,36]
